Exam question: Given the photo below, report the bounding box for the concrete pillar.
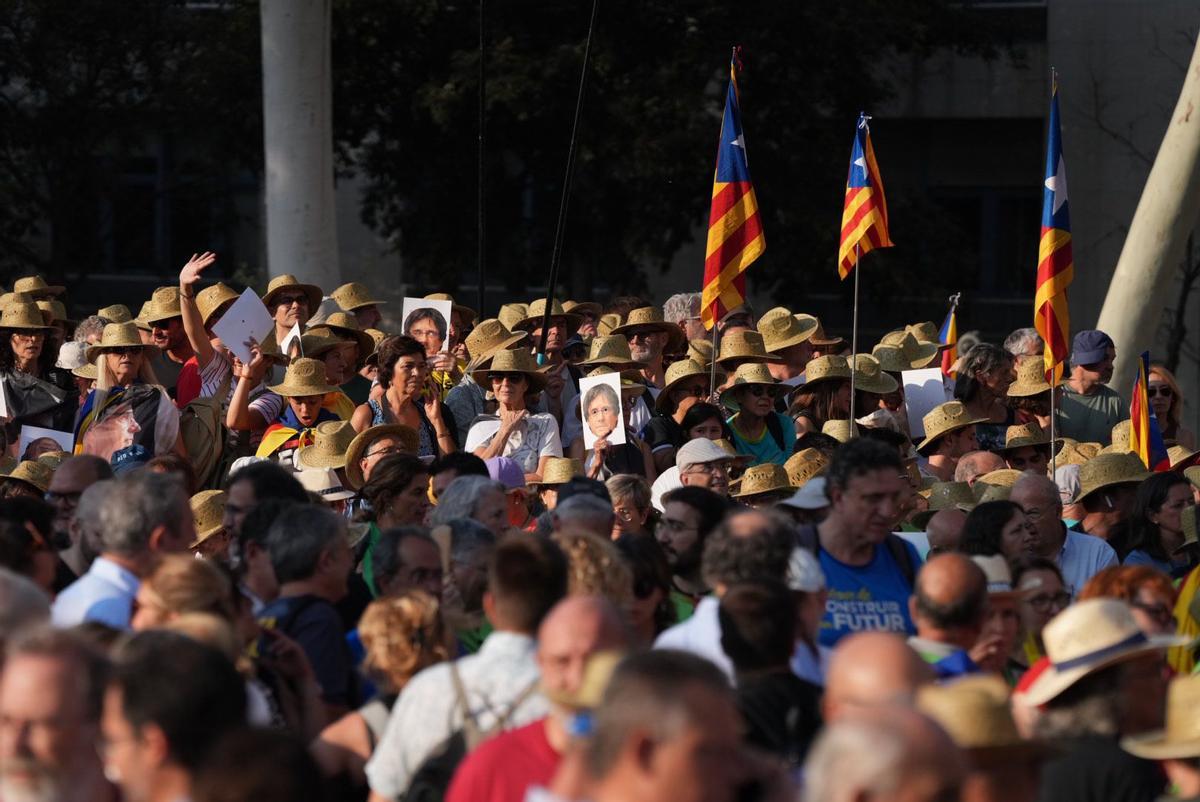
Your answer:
[1096,33,1200,391]
[260,0,340,291]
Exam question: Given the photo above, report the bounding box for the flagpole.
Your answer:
[848,243,860,427]
[709,323,720,398]
[1049,362,1057,475]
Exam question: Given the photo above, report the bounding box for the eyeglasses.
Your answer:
[588,405,616,419]
[107,347,142,356]
[10,332,43,341]
[1026,591,1071,613]
[275,293,308,307]
[1147,386,1174,399]
[625,328,657,341]
[1131,599,1176,628]
[364,444,402,460]
[488,372,526,384]
[682,461,729,476]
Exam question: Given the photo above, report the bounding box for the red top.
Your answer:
[445,718,559,802]
[175,356,201,408]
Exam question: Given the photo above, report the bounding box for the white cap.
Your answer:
[675,437,731,469]
[227,456,267,479]
[971,554,1016,595]
[297,467,355,501]
[55,341,88,371]
[787,547,826,592]
[650,466,683,512]
[778,477,829,511]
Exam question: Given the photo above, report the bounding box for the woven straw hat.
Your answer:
[98,304,132,323]
[424,292,477,325]
[37,299,74,325]
[497,303,528,331]
[978,468,1023,488]
[1057,440,1102,467]
[262,274,323,311]
[471,347,548,392]
[1001,421,1059,451]
[917,401,987,455]
[582,366,647,398]
[1021,598,1187,706]
[143,287,182,325]
[716,330,782,367]
[1123,675,1200,760]
[267,357,337,398]
[514,299,582,334]
[687,338,714,367]
[714,438,754,466]
[1173,506,1197,555]
[597,313,621,336]
[462,319,527,369]
[0,301,54,332]
[297,420,358,470]
[794,355,852,394]
[851,354,899,395]
[905,322,951,352]
[132,301,153,332]
[918,675,1053,766]
[757,307,818,353]
[344,424,420,490]
[36,452,69,471]
[913,481,976,528]
[85,322,160,362]
[579,335,647,369]
[1076,452,1151,501]
[611,307,684,353]
[718,363,784,410]
[1168,444,1199,470]
[536,457,584,486]
[785,447,828,488]
[1007,356,1058,397]
[73,362,98,381]
[1185,466,1200,492]
[307,311,376,359]
[976,483,1012,503]
[1101,420,1132,454]
[821,419,859,443]
[296,332,348,361]
[656,359,719,413]
[563,300,602,319]
[190,490,227,547]
[730,463,792,499]
[870,344,911,374]
[196,283,241,328]
[808,318,844,348]
[4,460,54,494]
[331,282,385,312]
[12,276,64,298]
[876,330,939,369]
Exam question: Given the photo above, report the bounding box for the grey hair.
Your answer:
[73,315,109,344]
[1034,663,1122,739]
[430,476,506,528]
[1003,327,1044,357]
[97,473,190,557]
[75,479,114,565]
[447,518,496,567]
[0,568,49,646]
[552,494,615,539]
[372,526,437,591]
[803,717,910,802]
[1011,472,1064,513]
[662,293,701,325]
[266,504,344,584]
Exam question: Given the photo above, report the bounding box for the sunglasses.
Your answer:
[488,372,527,384]
[275,293,309,307]
[742,386,771,397]
[1147,386,1173,399]
[107,346,143,356]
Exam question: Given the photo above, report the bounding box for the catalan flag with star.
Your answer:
[1034,78,1073,384]
[1129,351,1171,471]
[837,113,892,279]
[701,50,765,331]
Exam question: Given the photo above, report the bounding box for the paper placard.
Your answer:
[0,376,8,419]
[579,372,627,450]
[902,368,953,440]
[281,322,304,359]
[401,298,453,354]
[19,425,74,459]
[212,288,274,365]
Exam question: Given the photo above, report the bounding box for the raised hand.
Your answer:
[179,251,217,290]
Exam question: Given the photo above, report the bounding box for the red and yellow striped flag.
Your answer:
[1034,79,1073,383]
[837,113,892,279]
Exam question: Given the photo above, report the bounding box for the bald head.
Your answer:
[823,631,933,721]
[911,554,988,648]
[955,451,1006,486]
[49,455,112,492]
[925,508,967,555]
[537,595,628,704]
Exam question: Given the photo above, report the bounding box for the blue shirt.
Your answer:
[727,411,795,465]
[1059,528,1119,597]
[52,557,140,629]
[818,541,921,647]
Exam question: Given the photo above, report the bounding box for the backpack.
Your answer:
[794,523,918,588]
[179,371,253,489]
[403,662,539,802]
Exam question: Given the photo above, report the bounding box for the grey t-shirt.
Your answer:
[1057,384,1127,445]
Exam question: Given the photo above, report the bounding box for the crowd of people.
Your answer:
[0,259,1197,802]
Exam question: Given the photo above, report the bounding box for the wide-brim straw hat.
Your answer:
[471,347,549,393]
[463,319,528,367]
[563,300,602,320]
[870,344,911,375]
[98,304,133,324]
[912,481,976,528]
[307,312,376,359]
[36,452,69,471]
[656,359,720,413]
[687,338,714,367]
[190,490,227,547]
[513,298,582,335]
[876,330,939,369]
[12,276,64,298]
[424,292,477,325]
[1186,466,1200,492]
[536,457,584,486]
[1123,675,1200,760]
[85,322,160,363]
[1076,452,1151,501]
[344,424,421,490]
[578,335,648,370]
[808,318,844,348]
[1100,420,1132,454]
[821,419,859,443]
[331,282,386,312]
[132,301,153,332]
[610,307,684,354]
[597,313,621,336]
[267,357,338,398]
[978,468,1024,489]
[1000,422,1060,452]
[143,287,182,325]
[905,322,952,352]
[714,438,754,467]
[1057,440,1102,467]
[793,355,852,394]
[716,330,783,366]
[851,354,899,395]
[4,460,54,494]
[918,675,1055,767]
[1173,506,1198,556]
[497,303,529,332]
[1008,356,1059,397]
[73,363,98,381]
[297,420,358,470]
[0,301,55,332]
[718,363,785,410]
[757,307,818,353]
[1021,598,1188,707]
[197,283,241,328]
[1168,444,1200,470]
[730,463,792,499]
[262,274,323,311]
[785,447,829,488]
[916,401,988,455]
[37,299,74,326]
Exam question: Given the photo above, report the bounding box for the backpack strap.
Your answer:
[883,534,918,588]
[448,661,482,749]
[764,412,786,451]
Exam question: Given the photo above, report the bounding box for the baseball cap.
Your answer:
[1070,330,1113,366]
[786,547,826,592]
[676,437,732,469]
[778,476,829,511]
[485,456,526,491]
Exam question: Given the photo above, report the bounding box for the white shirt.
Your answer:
[464,413,563,474]
[365,631,548,800]
[654,596,733,678]
[52,557,140,629]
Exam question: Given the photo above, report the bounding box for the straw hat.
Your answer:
[916,401,987,455]
[757,307,818,353]
[1185,466,1200,492]
[98,304,132,323]
[536,457,584,486]
[1123,675,1200,760]
[714,437,754,467]
[196,283,241,328]
[344,424,421,490]
[851,354,899,395]
[307,312,376,358]
[790,356,853,400]
[1057,440,1102,467]
[471,347,548,392]
[917,675,1052,767]
[597,313,621,336]
[610,307,684,353]
[904,322,951,352]
[12,276,64,298]
[0,301,54,332]
[262,274,323,311]
[189,490,227,548]
[718,363,784,410]
[870,344,911,375]
[497,303,528,332]
[4,460,54,494]
[716,330,782,367]
[460,319,527,370]
[267,357,338,398]
[297,420,358,470]
[821,419,859,443]
[583,366,647,398]
[563,300,602,320]
[976,482,1012,503]
[142,287,182,325]
[1173,506,1197,555]
[578,335,648,370]
[1000,422,1060,451]
[1100,420,1132,454]
[686,338,714,367]
[1007,356,1058,397]
[331,282,386,312]
[424,292,477,325]
[297,467,356,502]
[978,468,1023,488]
[513,299,582,334]
[36,452,69,471]
[876,330,939,369]
[37,299,74,326]
[730,463,792,500]
[1021,598,1187,706]
[913,481,976,528]
[85,322,160,362]
[132,301,154,332]
[1168,444,1200,470]
[73,362,98,381]
[1075,452,1151,501]
[784,447,828,488]
[656,359,718,413]
[808,318,844,348]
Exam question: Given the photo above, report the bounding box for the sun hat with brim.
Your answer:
[189,490,227,547]
[424,292,477,325]
[85,322,160,363]
[1123,675,1200,760]
[36,452,69,471]
[821,419,859,443]
[1020,598,1188,707]
[792,355,853,395]
[3,461,54,494]
[1099,420,1133,454]
[1173,506,1197,556]
[471,347,549,393]
[808,318,844,348]
[297,332,353,361]
[1000,422,1060,452]
[143,287,183,325]
[977,468,1023,489]
[578,335,648,370]
[307,313,376,359]
[912,481,977,528]
[597,313,621,336]
[262,274,323,312]
[56,341,88,371]
[656,359,720,413]
[971,554,1026,599]
[297,420,357,470]
[676,437,734,470]
[687,338,714,367]
[905,322,953,352]
[196,283,241,328]
[462,319,527,368]
[37,299,74,326]
[870,344,911,375]
[98,304,133,324]
[609,306,685,354]
[297,467,356,502]
[331,282,386,312]
[73,363,98,381]
[785,447,829,488]
[779,477,830,512]
[344,424,421,490]
[1008,356,1059,397]
[485,456,526,491]
[12,276,64,298]
[497,303,528,332]
[729,463,792,499]
[1168,444,1200,470]
[267,357,338,398]
[514,298,582,335]
[0,301,55,332]
[535,457,583,487]
[713,438,754,467]
[582,367,647,398]
[786,546,826,592]
[1076,452,1152,502]
[757,307,818,353]
[1057,441,1102,467]
[132,301,153,332]
[851,354,899,395]
[876,330,939,369]
[718,363,785,411]
[916,401,988,455]
[563,300,602,320]
[976,483,1012,503]
[918,675,1055,767]
[1185,466,1200,492]
[716,330,783,367]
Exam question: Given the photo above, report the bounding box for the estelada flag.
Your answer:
[1034,78,1073,384]
[1129,351,1170,471]
[837,113,892,279]
[939,307,958,378]
[700,49,765,331]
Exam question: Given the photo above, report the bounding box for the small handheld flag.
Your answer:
[701,48,766,331]
[939,293,960,378]
[1034,76,1074,384]
[1129,351,1170,471]
[837,113,893,279]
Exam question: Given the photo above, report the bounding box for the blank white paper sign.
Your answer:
[212,288,274,365]
[902,368,952,440]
